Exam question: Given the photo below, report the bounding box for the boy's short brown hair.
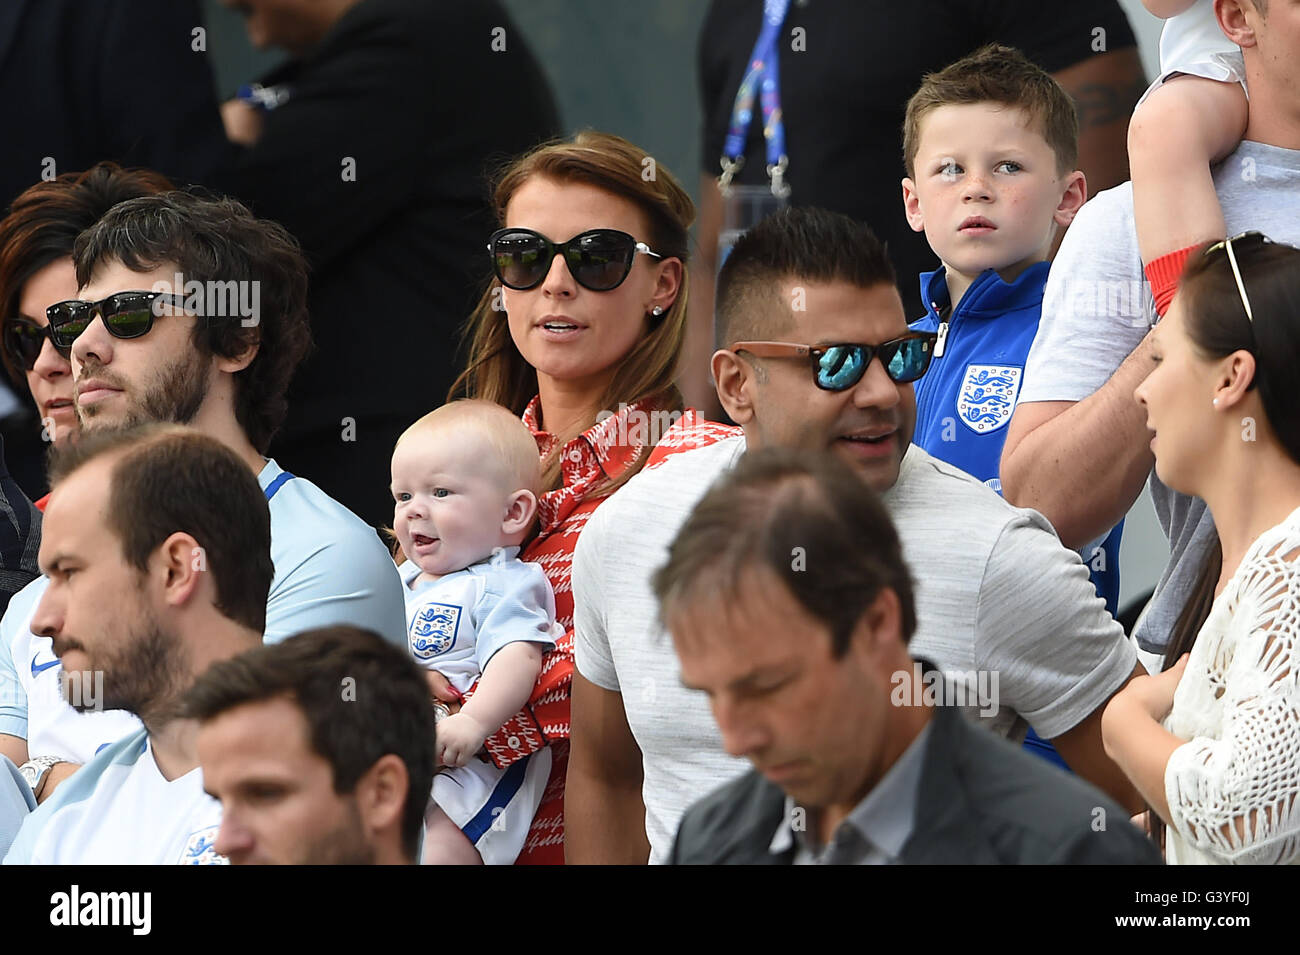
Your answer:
[902,44,1079,178]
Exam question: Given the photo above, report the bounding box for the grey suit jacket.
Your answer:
[671,702,1163,865]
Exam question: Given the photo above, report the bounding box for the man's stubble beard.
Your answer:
[78,345,211,432]
[69,604,192,728]
[296,798,378,865]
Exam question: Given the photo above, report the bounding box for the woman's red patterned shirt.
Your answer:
[496,397,741,864]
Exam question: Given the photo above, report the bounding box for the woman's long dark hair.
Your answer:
[1151,237,1300,846]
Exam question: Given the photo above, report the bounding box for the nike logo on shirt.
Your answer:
[30,655,60,677]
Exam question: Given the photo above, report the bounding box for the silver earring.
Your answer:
[651,306,664,316]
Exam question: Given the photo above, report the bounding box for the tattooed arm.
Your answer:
[1052,47,1149,197]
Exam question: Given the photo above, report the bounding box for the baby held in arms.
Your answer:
[390,400,560,865]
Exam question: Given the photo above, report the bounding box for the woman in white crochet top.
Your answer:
[1102,233,1300,864]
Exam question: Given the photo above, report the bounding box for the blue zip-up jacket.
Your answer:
[909,264,1123,618]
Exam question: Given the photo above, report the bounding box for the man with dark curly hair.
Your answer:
[0,193,405,808]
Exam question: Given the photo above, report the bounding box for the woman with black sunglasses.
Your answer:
[0,162,173,506]
[1102,233,1300,864]
[447,131,739,864]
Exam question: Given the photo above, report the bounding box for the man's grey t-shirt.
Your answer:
[574,438,1134,863]
[1019,141,1300,653]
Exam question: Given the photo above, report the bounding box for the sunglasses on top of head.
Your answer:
[45,290,196,350]
[1201,231,1279,325]
[488,227,663,292]
[729,333,938,391]
[3,318,71,372]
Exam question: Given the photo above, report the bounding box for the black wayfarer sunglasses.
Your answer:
[46,291,195,349]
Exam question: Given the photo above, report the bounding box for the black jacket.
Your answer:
[0,0,233,208]
[0,436,40,615]
[671,702,1163,865]
[228,0,559,434]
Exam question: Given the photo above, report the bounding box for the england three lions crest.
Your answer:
[410,602,461,660]
[179,825,227,865]
[957,365,1021,434]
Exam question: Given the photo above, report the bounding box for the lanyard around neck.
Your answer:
[719,0,792,198]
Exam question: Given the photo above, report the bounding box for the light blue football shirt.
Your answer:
[3,729,225,864]
[256,458,405,645]
[0,756,36,860]
[0,458,406,764]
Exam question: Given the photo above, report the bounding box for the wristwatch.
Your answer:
[18,755,62,798]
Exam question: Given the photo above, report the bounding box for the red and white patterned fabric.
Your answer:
[644,415,743,470]
[493,398,740,864]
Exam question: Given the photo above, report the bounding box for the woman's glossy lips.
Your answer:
[536,314,586,329]
[536,318,587,342]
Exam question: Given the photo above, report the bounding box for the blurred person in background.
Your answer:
[219,0,561,528]
[0,0,231,210]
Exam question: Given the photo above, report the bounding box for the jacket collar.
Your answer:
[918,261,1050,324]
[723,776,796,865]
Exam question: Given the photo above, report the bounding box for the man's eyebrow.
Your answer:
[727,671,769,692]
[38,550,73,575]
[678,667,775,694]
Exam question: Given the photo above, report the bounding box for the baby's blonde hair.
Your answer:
[394,399,540,496]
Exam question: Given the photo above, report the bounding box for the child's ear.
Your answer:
[1217,0,1258,49]
[1053,170,1087,228]
[502,488,538,536]
[901,177,925,233]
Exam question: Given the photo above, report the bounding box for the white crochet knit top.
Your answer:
[1164,506,1300,865]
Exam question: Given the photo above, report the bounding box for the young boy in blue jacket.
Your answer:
[901,44,1122,766]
